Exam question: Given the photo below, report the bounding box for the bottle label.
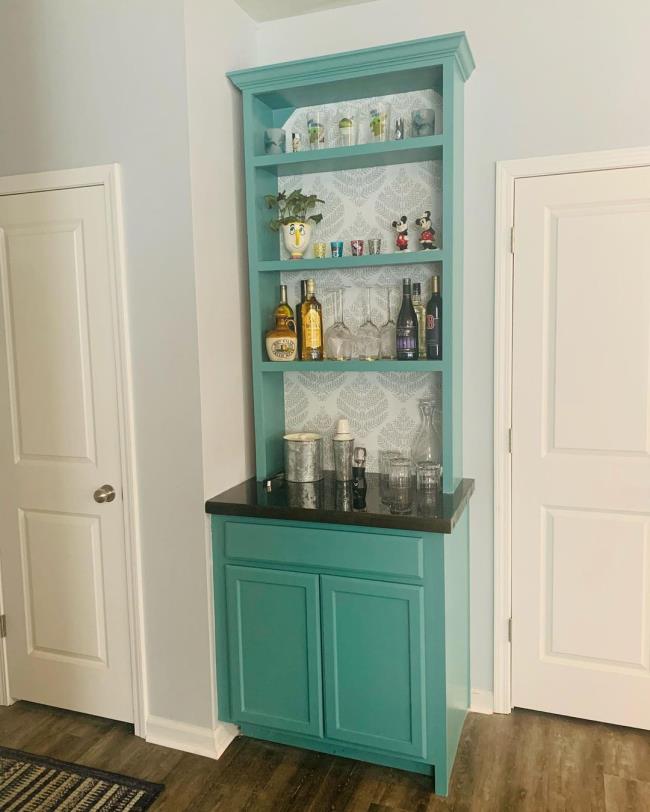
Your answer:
[303,310,322,348]
[396,326,417,359]
[267,336,297,361]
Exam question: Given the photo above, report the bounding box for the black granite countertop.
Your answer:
[205,472,474,533]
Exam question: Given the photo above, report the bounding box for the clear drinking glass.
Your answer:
[379,449,401,504]
[324,288,353,360]
[355,288,381,361]
[416,461,442,493]
[379,287,397,359]
[388,457,414,514]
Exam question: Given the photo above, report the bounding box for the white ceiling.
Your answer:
[235,0,378,23]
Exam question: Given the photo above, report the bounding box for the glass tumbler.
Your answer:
[416,461,441,493]
[388,457,414,514]
[379,450,401,504]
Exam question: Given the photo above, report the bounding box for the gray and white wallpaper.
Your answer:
[278,90,444,472]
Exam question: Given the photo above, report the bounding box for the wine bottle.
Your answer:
[425,276,442,360]
[300,278,323,361]
[412,282,427,359]
[296,279,307,358]
[396,277,418,360]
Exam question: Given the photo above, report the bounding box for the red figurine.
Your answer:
[415,210,437,250]
[392,215,409,251]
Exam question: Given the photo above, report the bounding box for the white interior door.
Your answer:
[511,164,650,728]
[0,184,133,722]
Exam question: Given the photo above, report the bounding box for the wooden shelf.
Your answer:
[257,250,444,273]
[260,360,444,373]
[253,136,443,176]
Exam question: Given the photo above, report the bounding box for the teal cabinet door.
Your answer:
[321,575,426,758]
[225,565,323,736]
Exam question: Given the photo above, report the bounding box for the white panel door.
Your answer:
[0,185,133,722]
[512,165,650,728]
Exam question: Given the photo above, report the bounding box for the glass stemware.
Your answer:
[379,287,397,359]
[355,287,381,361]
[324,288,353,360]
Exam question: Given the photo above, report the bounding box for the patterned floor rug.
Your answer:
[0,746,163,810]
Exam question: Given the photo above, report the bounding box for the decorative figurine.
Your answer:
[392,215,409,252]
[291,132,301,152]
[415,211,437,250]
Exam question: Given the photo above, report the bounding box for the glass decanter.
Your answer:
[410,398,442,468]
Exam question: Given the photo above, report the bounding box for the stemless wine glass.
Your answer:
[379,287,397,359]
[355,287,381,361]
[324,288,353,360]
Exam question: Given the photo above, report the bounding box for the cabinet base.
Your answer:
[238,722,437,788]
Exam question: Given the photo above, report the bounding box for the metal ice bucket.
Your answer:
[284,433,323,482]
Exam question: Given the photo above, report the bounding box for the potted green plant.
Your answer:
[265,189,325,259]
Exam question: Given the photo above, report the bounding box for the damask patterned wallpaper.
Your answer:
[278,90,443,471]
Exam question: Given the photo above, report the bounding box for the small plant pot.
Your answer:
[282,221,313,259]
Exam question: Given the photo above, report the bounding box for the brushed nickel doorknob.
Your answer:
[94,484,116,504]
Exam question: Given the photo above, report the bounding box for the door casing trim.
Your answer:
[0,164,147,735]
[493,145,650,714]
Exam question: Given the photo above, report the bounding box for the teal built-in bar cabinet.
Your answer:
[207,33,475,795]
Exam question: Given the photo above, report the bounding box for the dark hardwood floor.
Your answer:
[1,701,649,810]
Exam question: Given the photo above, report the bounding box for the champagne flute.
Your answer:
[355,287,381,361]
[324,287,353,360]
[379,286,397,359]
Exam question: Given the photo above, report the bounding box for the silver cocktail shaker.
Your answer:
[333,418,354,482]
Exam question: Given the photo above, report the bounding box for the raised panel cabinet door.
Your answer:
[321,575,426,758]
[225,565,323,736]
[512,166,650,728]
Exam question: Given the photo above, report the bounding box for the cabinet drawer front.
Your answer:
[225,565,323,737]
[321,575,426,759]
[224,520,424,580]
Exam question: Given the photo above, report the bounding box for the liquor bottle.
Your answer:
[425,275,442,360]
[412,282,427,359]
[300,278,323,361]
[352,447,367,510]
[265,284,297,362]
[396,277,419,360]
[295,279,307,358]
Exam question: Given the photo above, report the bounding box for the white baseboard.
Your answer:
[470,689,494,715]
[145,714,239,760]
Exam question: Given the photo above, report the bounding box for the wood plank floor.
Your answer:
[1,701,649,810]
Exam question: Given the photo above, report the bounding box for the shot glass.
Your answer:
[313,241,327,259]
[368,238,382,255]
[388,457,414,515]
[330,241,344,258]
[351,239,364,256]
[412,108,435,138]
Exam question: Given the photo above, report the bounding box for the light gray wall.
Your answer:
[0,0,212,728]
[258,0,650,694]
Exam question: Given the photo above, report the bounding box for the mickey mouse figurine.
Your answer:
[415,211,437,250]
[392,215,409,251]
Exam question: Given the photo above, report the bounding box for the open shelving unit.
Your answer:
[228,33,474,490]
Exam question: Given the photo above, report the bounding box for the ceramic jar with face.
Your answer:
[282,221,313,259]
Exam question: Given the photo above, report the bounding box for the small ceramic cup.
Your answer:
[351,239,364,256]
[330,241,344,258]
[264,128,286,154]
[313,241,327,259]
[368,238,382,255]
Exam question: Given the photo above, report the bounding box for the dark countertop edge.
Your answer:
[205,477,475,535]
